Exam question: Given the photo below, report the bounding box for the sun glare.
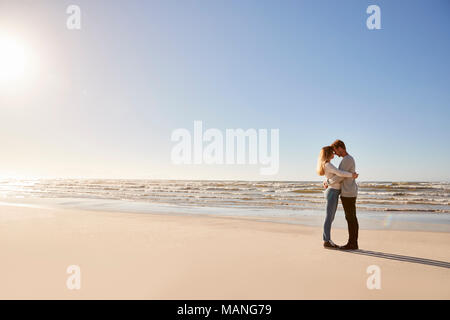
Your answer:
[0,34,28,83]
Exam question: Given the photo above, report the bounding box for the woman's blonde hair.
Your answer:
[316,146,334,176]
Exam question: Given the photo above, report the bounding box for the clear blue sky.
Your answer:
[0,0,449,181]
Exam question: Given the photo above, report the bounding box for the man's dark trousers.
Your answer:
[340,196,358,245]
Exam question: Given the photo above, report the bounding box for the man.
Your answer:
[324,140,359,250]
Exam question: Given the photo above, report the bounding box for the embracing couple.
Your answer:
[317,140,359,250]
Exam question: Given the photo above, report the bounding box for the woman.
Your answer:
[317,146,358,249]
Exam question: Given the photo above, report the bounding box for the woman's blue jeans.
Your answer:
[323,188,341,242]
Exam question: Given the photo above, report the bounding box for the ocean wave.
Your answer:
[291,189,322,194]
[0,179,448,214]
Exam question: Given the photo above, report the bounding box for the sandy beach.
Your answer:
[0,203,449,300]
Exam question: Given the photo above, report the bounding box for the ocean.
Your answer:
[0,179,448,213]
[0,179,449,232]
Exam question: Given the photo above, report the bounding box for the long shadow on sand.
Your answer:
[340,249,450,269]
